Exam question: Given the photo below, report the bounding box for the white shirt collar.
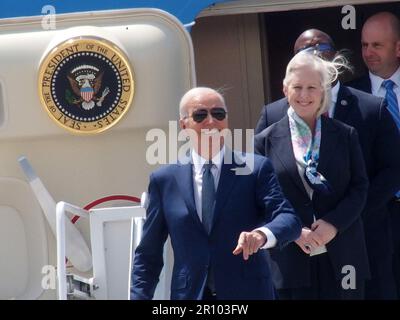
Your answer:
[325,81,341,118]
[192,145,225,174]
[331,81,340,103]
[369,66,400,95]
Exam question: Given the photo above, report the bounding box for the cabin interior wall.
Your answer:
[191,14,265,133]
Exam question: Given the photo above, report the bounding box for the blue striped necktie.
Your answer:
[382,80,400,198]
[382,80,400,129]
[202,163,215,234]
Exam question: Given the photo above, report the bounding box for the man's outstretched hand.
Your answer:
[233,230,266,260]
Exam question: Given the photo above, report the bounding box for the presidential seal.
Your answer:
[38,37,134,134]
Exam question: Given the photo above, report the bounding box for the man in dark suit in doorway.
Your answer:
[255,29,400,299]
[347,11,400,299]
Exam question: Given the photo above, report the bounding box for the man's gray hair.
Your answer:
[179,87,226,119]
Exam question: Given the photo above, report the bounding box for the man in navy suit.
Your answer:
[255,29,400,299]
[131,87,301,300]
[346,12,400,299]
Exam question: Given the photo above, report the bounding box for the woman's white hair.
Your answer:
[179,87,226,119]
[283,51,351,117]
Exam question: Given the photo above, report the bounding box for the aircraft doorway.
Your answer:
[192,1,400,131]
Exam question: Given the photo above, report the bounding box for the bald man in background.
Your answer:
[347,11,400,299]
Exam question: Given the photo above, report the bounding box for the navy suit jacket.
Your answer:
[255,116,370,289]
[131,152,302,300]
[255,86,400,242]
[347,74,400,253]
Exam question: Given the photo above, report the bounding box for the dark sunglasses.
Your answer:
[295,43,335,54]
[188,107,227,123]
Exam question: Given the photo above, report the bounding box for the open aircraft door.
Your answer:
[0,8,195,299]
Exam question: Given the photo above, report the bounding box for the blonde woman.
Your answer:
[255,52,369,299]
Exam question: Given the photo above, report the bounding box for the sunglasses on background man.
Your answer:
[295,42,336,55]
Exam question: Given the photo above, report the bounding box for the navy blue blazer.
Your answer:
[131,152,301,300]
[347,74,400,263]
[255,116,370,289]
[255,86,400,244]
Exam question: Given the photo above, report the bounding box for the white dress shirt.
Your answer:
[369,67,400,112]
[191,147,277,249]
[192,147,224,220]
[328,81,340,118]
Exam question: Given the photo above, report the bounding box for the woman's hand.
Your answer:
[311,219,338,245]
[295,227,323,254]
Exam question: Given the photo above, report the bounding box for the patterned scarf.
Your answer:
[288,107,332,194]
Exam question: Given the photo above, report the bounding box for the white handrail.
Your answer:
[56,201,90,300]
[55,195,162,300]
[19,156,93,272]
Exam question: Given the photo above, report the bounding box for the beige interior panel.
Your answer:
[192,13,265,131]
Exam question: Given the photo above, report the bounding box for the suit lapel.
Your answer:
[211,155,238,232]
[317,117,340,174]
[175,163,202,228]
[269,116,309,197]
[333,85,355,122]
[176,152,241,235]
